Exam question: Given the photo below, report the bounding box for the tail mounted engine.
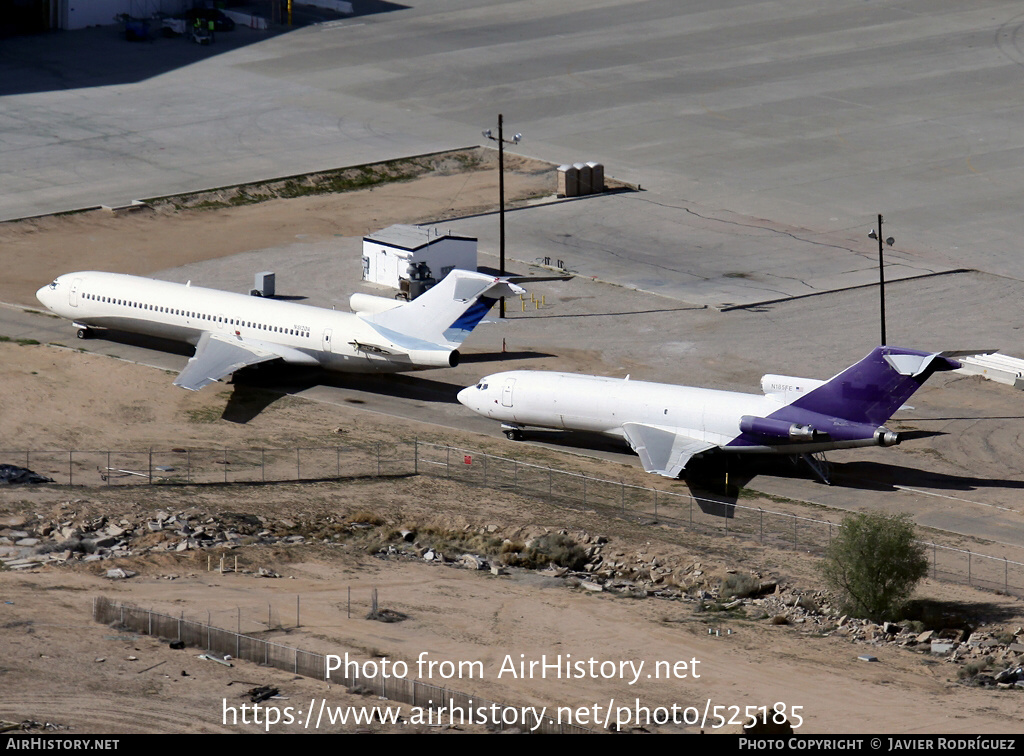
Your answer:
[739,415,828,442]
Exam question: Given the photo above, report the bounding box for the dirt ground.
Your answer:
[1,163,1023,735]
[0,148,557,309]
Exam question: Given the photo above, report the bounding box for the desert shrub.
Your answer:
[820,512,928,623]
[503,534,588,571]
[720,572,761,599]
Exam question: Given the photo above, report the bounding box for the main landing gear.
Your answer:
[794,452,832,485]
[502,425,524,441]
[76,326,92,340]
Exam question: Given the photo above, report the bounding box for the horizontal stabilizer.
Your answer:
[174,332,279,391]
[503,275,573,283]
[882,352,952,378]
[621,422,715,478]
[940,349,998,359]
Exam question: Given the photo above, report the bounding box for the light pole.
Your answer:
[482,114,521,318]
[868,215,895,346]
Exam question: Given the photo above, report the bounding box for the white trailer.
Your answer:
[362,225,478,298]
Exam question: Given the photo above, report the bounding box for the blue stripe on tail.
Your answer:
[443,297,497,344]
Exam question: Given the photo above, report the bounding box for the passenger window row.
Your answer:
[80,291,310,337]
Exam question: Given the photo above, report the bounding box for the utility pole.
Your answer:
[869,215,894,346]
[482,115,521,318]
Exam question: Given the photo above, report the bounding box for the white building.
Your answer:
[362,225,478,296]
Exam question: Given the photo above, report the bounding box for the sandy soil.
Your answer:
[1,163,1023,735]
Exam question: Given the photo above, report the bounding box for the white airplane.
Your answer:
[458,346,964,482]
[36,269,526,391]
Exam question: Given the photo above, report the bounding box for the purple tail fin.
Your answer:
[783,346,960,426]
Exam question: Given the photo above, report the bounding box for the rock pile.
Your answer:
[0,507,308,570]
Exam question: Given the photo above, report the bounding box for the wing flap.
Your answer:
[621,422,715,478]
[173,332,280,391]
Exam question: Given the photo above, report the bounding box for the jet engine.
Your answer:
[739,415,826,441]
[406,348,460,368]
[874,427,899,446]
[350,292,404,316]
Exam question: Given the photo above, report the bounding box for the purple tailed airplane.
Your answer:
[458,346,968,483]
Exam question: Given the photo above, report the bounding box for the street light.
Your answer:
[868,215,895,346]
[482,114,521,318]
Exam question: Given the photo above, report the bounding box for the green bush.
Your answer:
[820,512,928,623]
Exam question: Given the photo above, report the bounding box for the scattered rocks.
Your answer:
[0,504,338,570]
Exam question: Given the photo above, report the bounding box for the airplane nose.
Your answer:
[456,386,475,408]
[35,285,51,307]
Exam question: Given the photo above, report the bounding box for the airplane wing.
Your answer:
[621,422,716,478]
[173,332,280,391]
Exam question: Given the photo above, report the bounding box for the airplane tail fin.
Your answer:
[786,346,961,426]
[360,269,525,347]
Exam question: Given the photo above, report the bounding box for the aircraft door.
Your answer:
[217,313,225,330]
[322,328,333,353]
[69,278,81,307]
[501,377,516,407]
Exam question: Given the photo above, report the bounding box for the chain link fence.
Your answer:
[6,444,410,486]
[9,441,1023,597]
[92,596,592,734]
[413,441,1024,598]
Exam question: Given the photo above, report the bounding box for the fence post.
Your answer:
[69,451,73,486]
[621,482,625,515]
[759,508,764,544]
[337,446,341,479]
[582,476,586,504]
[106,451,111,486]
[296,448,301,480]
[793,515,797,549]
[689,495,692,527]
[376,443,381,477]
[1005,557,1009,594]
[148,449,153,485]
[483,454,487,485]
[446,446,451,479]
[186,450,191,484]
[262,448,266,483]
[968,550,971,585]
[933,543,937,579]
[224,449,228,483]
[414,439,419,475]
[653,489,657,519]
